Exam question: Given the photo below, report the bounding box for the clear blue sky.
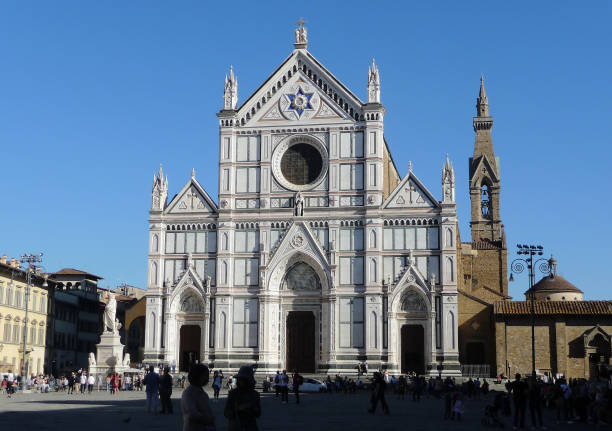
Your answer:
[1,1,610,299]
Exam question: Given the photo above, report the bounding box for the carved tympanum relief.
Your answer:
[281,262,321,291]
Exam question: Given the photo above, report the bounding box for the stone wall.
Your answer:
[457,236,507,375]
[495,315,612,378]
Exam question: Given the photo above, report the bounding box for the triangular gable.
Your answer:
[170,265,206,298]
[251,75,348,125]
[470,155,499,187]
[268,221,329,268]
[165,177,218,215]
[266,221,330,291]
[383,171,440,209]
[236,50,363,127]
[584,325,611,345]
[389,257,432,312]
[394,257,430,291]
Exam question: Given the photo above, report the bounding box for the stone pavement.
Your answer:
[0,387,599,431]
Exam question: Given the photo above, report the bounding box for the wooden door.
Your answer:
[401,324,424,375]
[179,325,201,372]
[286,311,315,373]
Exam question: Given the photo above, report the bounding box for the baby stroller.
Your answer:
[481,405,505,428]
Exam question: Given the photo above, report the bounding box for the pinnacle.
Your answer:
[479,76,487,100]
[476,76,490,117]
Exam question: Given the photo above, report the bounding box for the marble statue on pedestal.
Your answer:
[104,292,117,333]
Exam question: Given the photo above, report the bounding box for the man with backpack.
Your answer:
[278,370,289,403]
[292,371,304,404]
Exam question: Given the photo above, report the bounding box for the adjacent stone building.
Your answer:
[48,268,104,373]
[144,23,462,376]
[495,260,612,379]
[0,255,52,375]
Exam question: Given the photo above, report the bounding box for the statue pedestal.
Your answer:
[89,332,129,376]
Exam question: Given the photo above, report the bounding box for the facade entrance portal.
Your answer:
[286,311,315,373]
[179,325,201,372]
[401,324,424,375]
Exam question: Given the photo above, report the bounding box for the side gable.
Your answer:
[268,221,329,269]
[383,171,440,209]
[389,256,433,312]
[165,177,218,215]
[266,221,330,291]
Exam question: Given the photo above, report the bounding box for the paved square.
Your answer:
[0,387,594,431]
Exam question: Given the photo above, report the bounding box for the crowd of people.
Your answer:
[0,368,152,395]
[4,361,612,430]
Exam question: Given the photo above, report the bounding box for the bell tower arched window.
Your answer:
[481,184,491,219]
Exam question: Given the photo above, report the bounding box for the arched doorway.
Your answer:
[401,325,424,374]
[588,333,611,378]
[286,311,315,373]
[179,325,201,372]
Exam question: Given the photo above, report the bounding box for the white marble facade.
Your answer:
[144,24,460,376]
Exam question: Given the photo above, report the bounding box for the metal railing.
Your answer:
[461,364,491,377]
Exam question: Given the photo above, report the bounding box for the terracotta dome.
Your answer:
[524,257,583,301]
[526,274,582,295]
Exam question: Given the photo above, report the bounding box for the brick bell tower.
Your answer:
[470,77,502,243]
[456,77,509,374]
[468,77,508,297]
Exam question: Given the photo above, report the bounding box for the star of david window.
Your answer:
[286,87,314,118]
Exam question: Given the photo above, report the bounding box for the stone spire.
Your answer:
[367,59,380,103]
[442,154,455,204]
[476,76,489,117]
[470,76,502,244]
[152,164,168,211]
[472,76,495,165]
[223,65,238,110]
[294,18,308,49]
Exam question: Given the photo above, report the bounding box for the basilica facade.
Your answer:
[143,24,462,376]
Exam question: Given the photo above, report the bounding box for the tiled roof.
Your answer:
[53,268,103,280]
[494,300,612,315]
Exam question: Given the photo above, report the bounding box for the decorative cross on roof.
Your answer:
[294,18,308,45]
[405,183,417,203]
[187,189,199,209]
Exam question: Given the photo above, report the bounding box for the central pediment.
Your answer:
[233,50,365,127]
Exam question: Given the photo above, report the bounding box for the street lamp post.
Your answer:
[19,253,46,390]
[509,245,550,380]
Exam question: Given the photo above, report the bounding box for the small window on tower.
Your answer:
[481,184,491,219]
